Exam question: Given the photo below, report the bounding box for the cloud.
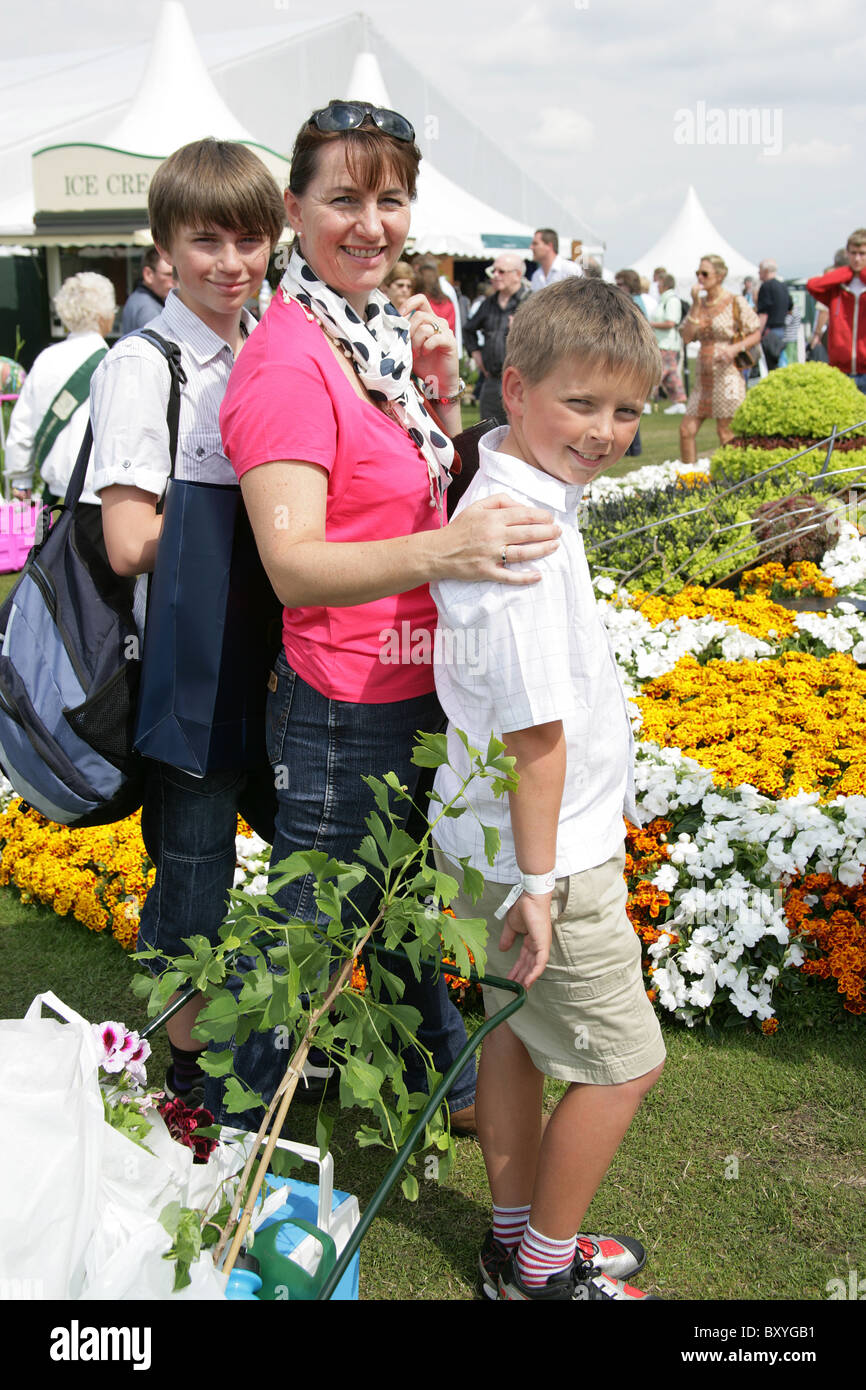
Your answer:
[526,106,594,152]
[768,139,852,167]
[589,188,655,226]
[475,3,561,67]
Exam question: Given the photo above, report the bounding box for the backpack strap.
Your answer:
[136,329,187,490]
[61,329,187,516]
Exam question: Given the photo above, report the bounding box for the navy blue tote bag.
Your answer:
[133,476,281,776]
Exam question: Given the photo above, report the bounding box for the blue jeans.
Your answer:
[849,373,866,395]
[137,762,276,976]
[203,652,476,1128]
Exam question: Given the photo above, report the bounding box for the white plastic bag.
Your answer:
[0,991,105,1298]
[81,1112,234,1300]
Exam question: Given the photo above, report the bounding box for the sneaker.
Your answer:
[163,1066,205,1110]
[575,1232,646,1280]
[663,402,687,414]
[477,1228,646,1301]
[498,1252,660,1301]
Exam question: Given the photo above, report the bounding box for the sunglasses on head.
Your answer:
[308,101,415,143]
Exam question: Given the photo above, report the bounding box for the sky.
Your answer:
[4,0,863,276]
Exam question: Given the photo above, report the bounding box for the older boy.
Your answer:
[431,278,667,1301]
[90,139,285,1102]
[807,229,866,392]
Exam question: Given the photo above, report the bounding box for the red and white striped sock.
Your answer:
[492,1203,531,1250]
[516,1223,577,1289]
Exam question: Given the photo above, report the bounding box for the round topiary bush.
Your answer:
[711,362,866,493]
[731,361,866,440]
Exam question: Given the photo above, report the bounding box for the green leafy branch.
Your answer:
[134,729,517,1282]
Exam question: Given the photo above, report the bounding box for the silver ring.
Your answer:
[501,547,508,567]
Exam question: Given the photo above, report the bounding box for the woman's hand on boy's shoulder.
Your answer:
[499,891,553,989]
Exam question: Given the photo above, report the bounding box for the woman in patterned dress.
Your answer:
[679,254,761,464]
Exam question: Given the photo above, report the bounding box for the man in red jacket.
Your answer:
[807,229,866,393]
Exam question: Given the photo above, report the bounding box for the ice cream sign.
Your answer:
[32,145,162,218]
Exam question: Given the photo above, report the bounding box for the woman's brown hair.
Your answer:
[288,112,421,200]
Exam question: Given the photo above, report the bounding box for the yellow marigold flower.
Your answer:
[630,585,795,639]
[637,652,866,801]
[741,561,837,601]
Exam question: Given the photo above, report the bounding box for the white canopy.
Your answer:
[0,9,582,249]
[102,1,257,156]
[632,185,758,297]
[345,50,533,257]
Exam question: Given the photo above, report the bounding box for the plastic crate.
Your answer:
[224,1136,360,1301]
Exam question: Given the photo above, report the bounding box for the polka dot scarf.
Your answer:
[280,248,454,511]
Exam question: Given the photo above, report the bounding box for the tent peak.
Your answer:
[101,0,254,157]
[345,50,392,109]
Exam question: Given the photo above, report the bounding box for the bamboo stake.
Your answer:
[218,920,379,1279]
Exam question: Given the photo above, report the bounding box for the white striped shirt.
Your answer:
[431,427,636,882]
[90,289,255,498]
[90,290,256,632]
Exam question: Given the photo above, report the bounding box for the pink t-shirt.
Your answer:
[220,293,443,703]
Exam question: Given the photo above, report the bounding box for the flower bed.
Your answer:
[2,462,865,1030]
[598,491,866,1023]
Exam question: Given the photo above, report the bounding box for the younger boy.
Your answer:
[807,229,866,392]
[90,139,285,1102]
[431,277,667,1301]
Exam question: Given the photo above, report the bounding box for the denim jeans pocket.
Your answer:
[265,649,296,767]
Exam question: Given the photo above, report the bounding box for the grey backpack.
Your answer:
[0,330,183,826]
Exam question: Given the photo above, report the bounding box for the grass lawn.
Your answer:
[2,889,863,1304]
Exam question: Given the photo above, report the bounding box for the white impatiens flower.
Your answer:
[678,943,715,976]
[651,863,680,892]
[687,966,717,1010]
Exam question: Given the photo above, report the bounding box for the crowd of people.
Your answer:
[3,101,865,1302]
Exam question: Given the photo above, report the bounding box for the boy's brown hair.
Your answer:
[847,228,866,250]
[504,276,662,393]
[149,139,285,254]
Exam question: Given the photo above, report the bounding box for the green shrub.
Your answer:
[582,476,798,594]
[710,444,866,490]
[730,361,866,439]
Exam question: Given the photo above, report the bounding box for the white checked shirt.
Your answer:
[90,290,256,631]
[431,427,636,882]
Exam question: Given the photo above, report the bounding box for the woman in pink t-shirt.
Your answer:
[216,101,560,1134]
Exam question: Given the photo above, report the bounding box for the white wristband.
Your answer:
[494,869,556,920]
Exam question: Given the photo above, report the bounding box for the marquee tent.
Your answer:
[632,185,758,298]
[0,6,585,249]
[345,51,534,258]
